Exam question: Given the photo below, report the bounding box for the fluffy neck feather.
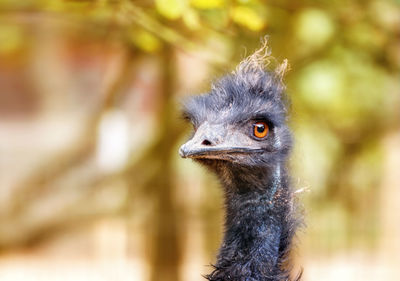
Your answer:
[206,163,296,281]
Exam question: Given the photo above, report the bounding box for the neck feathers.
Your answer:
[206,164,298,281]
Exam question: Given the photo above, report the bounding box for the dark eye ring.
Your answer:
[253,121,269,138]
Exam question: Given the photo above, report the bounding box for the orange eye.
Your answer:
[253,122,269,138]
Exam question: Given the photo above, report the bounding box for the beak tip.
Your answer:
[179,146,187,158]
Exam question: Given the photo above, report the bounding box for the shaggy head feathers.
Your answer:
[183,43,290,129]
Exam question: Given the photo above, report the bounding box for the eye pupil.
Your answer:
[253,122,269,138]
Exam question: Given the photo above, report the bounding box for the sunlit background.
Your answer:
[0,0,399,280]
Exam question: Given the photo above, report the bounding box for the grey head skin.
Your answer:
[179,46,301,281]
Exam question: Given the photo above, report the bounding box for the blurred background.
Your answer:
[0,0,399,280]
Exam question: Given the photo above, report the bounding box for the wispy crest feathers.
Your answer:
[233,37,289,92]
[235,37,272,75]
[275,58,289,81]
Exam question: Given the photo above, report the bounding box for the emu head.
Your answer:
[179,47,292,182]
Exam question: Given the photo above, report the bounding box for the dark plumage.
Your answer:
[179,44,301,281]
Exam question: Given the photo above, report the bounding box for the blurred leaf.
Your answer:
[199,8,230,29]
[130,30,162,53]
[295,9,335,49]
[155,0,185,19]
[182,8,201,30]
[230,5,265,31]
[297,61,345,108]
[0,24,24,54]
[346,23,386,50]
[191,0,225,9]
[368,0,400,31]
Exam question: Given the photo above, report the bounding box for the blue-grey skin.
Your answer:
[179,52,301,281]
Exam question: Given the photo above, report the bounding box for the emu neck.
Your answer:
[207,163,293,281]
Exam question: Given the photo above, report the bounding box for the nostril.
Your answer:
[201,139,212,146]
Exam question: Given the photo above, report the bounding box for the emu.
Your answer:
[179,44,301,281]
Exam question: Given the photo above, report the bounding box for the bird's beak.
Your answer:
[179,123,263,160]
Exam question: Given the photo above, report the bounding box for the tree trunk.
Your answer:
[149,46,182,281]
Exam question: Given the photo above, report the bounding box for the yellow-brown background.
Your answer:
[0,0,399,280]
